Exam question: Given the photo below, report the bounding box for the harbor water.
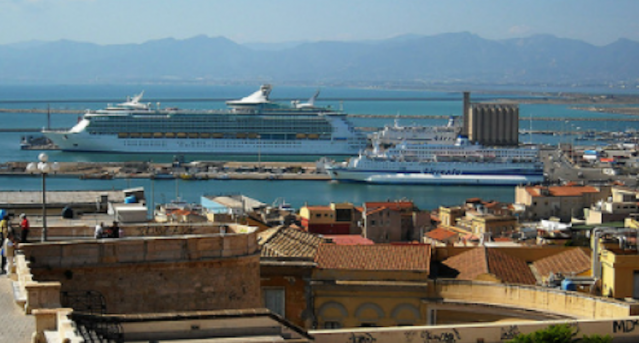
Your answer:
[0,84,637,210]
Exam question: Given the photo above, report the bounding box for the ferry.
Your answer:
[369,116,461,146]
[326,136,544,186]
[42,85,367,155]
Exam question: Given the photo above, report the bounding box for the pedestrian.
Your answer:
[94,222,104,239]
[0,214,8,246]
[19,214,29,243]
[111,221,120,238]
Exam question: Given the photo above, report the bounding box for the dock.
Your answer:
[0,161,330,181]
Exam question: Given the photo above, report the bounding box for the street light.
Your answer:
[26,153,59,242]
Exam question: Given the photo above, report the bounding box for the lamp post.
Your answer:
[26,153,59,242]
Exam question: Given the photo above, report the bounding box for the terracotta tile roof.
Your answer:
[315,243,430,272]
[365,206,388,216]
[526,186,599,197]
[259,226,325,259]
[323,235,375,245]
[426,228,457,241]
[365,201,415,211]
[442,247,536,285]
[531,248,591,280]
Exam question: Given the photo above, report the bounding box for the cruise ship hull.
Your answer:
[327,168,544,185]
[44,131,362,155]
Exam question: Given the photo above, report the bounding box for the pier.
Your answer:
[0,161,330,181]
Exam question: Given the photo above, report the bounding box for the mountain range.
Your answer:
[1,32,638,86]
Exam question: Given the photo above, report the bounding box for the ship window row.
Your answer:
[89,124,332,132]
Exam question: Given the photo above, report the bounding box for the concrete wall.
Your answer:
[311,317,639,343]
[19,232,261,314]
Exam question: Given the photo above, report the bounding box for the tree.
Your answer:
[508,324,612,343]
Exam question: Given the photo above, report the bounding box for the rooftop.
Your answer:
[323,235,374,245]
[525,185,600,198]
[442,247,537,285]
[426,228,458,242]
[258,226,324,259]
[531,248,591,281]
[365,201,415,211]
[315,243,430,272]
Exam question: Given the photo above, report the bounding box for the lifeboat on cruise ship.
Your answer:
[296,133,307,139]
[236,133,247,138]
[308,134,319,139]
[117,133,129,138]
[177,133,187,138]
[153,132,163,138]
[129,133,141,138]
[212,133,224,138]
[200,133,211,138]
[188,133,198,138]
[165,132,175,138]
[248,133,258,139]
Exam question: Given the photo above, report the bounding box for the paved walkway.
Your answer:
[0,274,35,343]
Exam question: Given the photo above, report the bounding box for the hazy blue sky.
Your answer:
[1,0,637,46]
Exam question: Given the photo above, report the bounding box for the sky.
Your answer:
[1,0,638,46]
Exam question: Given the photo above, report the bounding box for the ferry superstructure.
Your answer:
[42,85,367,155]
[369,116,461,145]
[326,136,544,186]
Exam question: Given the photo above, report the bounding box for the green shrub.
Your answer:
[508,324,612,343]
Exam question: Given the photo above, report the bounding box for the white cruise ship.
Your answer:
[326,136,544,186]
[42,85,367,155]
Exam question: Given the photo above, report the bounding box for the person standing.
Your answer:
[0,215,7,245]
[111,221,120,238]
[94,222,104,239]
[19,214,29,243]
[0,215,7,274]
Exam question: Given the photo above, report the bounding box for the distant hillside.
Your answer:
[1,32,638,86]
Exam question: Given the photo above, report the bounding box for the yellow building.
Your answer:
[312,244,431,328]
[600,243,639,299]
[515,185,610,221]
[439,204,516,238]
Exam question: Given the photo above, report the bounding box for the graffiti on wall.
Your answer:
[500,325,521,340]
[420,328,461,343]
[347,332,377,343]
[613,319,639,333]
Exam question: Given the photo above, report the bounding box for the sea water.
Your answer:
[0,84,637,210]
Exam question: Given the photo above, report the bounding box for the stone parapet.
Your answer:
[20,229,258,269]
[432,279,639,319]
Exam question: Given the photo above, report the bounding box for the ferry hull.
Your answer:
[43,131,363,155]
[327,169,544,186]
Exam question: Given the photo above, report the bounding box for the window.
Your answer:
[324,321,341,329]
[263,288,285,317]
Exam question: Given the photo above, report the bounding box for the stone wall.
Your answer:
[19,232,261,314]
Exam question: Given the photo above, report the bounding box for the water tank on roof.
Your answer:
[0,209,6,219]
[124,195,137,204]
[561,279,577,292]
